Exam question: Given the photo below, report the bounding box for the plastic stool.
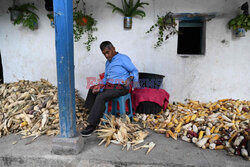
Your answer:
[103,93,133,121]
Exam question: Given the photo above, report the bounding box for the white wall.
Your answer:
[0,0,249,102]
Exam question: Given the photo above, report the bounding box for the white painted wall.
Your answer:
[0,0,249,102]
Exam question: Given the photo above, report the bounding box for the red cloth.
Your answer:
[99,72,105,80]
[132,88,170,112]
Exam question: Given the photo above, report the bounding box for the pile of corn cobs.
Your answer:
[0,79,87,143]
[134,99,250,160]
[96,115,155,154]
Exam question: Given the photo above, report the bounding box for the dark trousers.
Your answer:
[84,84,129,126]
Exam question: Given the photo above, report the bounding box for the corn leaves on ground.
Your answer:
[0,79,88,144]
[96,115,155,154]
[1,80,249,158]
[134,99,250,160]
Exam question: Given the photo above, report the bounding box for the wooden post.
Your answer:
[53,0,77,138]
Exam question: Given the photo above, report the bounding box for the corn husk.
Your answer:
[96,115,154,153]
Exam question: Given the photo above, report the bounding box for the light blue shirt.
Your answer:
[100,53,138,85]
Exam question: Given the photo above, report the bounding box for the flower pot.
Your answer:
[10,10,21,21]
[235,28,245,37]
[33,22,38,30]
[124,17,132,29]
[49,18,54,28]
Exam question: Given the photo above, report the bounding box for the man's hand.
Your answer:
[124,76,133,87]
[92,85,101,94]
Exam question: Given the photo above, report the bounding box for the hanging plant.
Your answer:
[228,14,250,30]
[8,3,39,31]
[146,12,178,48]
[227,2,250,37]
[73,0,97,51]
[228,14,250,37]
[47,13,54,27]
[106,0,149,29]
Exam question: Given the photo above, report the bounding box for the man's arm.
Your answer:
[93,62,107,94]
[99,62,108,85]
[122,56,139,83]
[124,76,134,87]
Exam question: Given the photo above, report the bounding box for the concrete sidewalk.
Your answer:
[0,130,249,167]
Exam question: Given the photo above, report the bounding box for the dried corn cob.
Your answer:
[134,98,250,159]
[0,79,88,142]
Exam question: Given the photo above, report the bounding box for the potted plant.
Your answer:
[8,5,22,21]
[106,0,149,29]
[228,14,250,37]
[47,13,54,28]
[146,12,178,48]
[73,0,97,51]
[8,3,39,31]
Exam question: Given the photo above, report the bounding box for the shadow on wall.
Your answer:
[0,51,3,84]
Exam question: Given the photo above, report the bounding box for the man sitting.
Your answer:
[81,41,138,136]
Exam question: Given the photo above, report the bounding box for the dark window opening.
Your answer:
[0,52,3,84]
[177,20,205,55]
[44,0,53,11]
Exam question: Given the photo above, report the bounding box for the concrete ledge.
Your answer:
[1,134,249,167]
[51,135,84,155]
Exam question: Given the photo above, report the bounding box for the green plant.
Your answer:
[106,0,149,17]
[47,13,54,27]
[8,3,39,31]
[228,14,250,31]
[73,0,97,51]
[146,12,178,48]
[47,13,53,20]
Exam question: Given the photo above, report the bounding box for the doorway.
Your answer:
[0,52,3,84]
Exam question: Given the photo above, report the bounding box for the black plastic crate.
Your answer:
[139,72,165,89]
